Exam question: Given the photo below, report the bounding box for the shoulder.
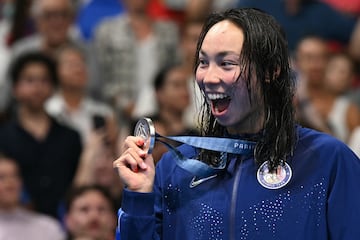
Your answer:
[0,120,18,138]
[95,14,127,35]
[51,117,81,141]
[296,126,359,162]
[18,209,65,238]
[11,35,42,57]
[83,98,114,117]
[155,20,178,35]
[297,126,347,150]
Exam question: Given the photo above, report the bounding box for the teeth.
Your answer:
[207,93,229,100]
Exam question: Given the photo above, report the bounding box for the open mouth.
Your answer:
[207,93,231,113]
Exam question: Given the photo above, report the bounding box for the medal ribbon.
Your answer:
[155,133,256,178]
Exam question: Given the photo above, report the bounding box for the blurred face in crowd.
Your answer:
[33,0,73,48]
[324,54,354,95]
[94,148,119,188]
[0,158,22,210]
[57,48,88,91]
[157,67,190,114]
[65,190,115,240]
[196,20,264,134]
[13,63,54,111]
[295,37,329,86]
[181,21,204,64]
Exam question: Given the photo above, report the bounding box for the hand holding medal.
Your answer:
[113,119,156,193]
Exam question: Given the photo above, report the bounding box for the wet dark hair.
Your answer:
[194,8,296,171]
[64,185,115,212]
[8,51,58,86]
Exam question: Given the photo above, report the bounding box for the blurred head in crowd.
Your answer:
[295,36,329,87]
[0,154,22,210]
[155,64,190,115]
[31,0,74,49]
[56,44,88,92]
[9,51,57,112]
[180,17,205,68]
[324,52,355,95]
[64,185,116,240]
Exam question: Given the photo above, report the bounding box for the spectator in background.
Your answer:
[94,0,179,126]
[6,0,36,47]
[236,0,360,61]
[178,16,206,128]
[12,0,80,58]
[46,44,123,206]
[0,154,65,240]
[0,51,82,219]
[0,0,89,114]
[46,44,118,146]
[0,0,36,114]
[64,185,116,240]
[322,52,360,142]
[293,35,332,133]
[137,64,198,163]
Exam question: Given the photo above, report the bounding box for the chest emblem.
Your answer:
[257,161,292,189]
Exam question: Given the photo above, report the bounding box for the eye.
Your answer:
[222,60,237,66]
[221,61,238,70]
[198,58,208,68]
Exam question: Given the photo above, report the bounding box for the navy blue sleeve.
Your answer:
[118,189,159,240]
[327,146,360,238]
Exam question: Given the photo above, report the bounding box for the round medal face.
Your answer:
[134,118,156,154]
[257,161,292,190]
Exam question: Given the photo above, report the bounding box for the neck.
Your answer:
[129,14,152,41]
[42,41,66,57]
[60,87,85,110]
[226,108,265,136]
[307,86,328,99]
[18,105,47,120]
[17,105,50,140]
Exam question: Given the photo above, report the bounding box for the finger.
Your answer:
[126,147,148,170]
[113,148,147,172]
[123,136,146,153]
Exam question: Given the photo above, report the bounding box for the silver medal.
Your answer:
[134,117,156,154]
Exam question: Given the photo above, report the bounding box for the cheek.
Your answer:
[195,69,204,88]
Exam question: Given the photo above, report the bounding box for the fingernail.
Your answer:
[136,139,144,145]
[133,166,139,173]
[140,162,147,169]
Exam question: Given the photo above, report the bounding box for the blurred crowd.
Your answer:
[0,0,359,239]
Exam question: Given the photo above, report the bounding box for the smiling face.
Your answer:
[195,20,264,134]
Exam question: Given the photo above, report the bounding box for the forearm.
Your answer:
[118,189,160,240]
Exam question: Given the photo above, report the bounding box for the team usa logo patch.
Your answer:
[257,161,292,189]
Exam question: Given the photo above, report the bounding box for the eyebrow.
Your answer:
[199,50,240,58]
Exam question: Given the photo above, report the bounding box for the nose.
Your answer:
[203,64,221,85]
